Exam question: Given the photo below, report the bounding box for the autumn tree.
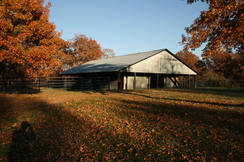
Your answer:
[63,34,105,68]
[175,48,200,71]
[176,48,206,87]
[202,49,243,85]
[0,0,66,79]
[101,48,115,59]
[182,0,244,86]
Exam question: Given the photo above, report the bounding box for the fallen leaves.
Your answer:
[0,88,243,161]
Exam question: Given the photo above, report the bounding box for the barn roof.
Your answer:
[60,49,197,75]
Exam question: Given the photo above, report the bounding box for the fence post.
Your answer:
[38,77,41,91]
[194,76,197,88]
[0,78,3,89]
[64,77,67,90]
[183,76,185,88]
[108,77,110,90]
[188,75,191,88]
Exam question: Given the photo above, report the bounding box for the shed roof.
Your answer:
[60,49,197,75]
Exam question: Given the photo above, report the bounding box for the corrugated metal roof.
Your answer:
[60,49,165,75]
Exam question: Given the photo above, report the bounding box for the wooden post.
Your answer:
[174,74,179,88]
[38,77,41,92]
[126,76,128,90]
[133,72,136,89]
[162,77,164,88]
[108,76,111,90]
[194,75,197,88]
[64,77,67,90]
[156,74,159,88]
[175,76,180,88]
[148,76,151,89]
[118,72,121,90]
[188,75,191,88]
[183,76,185,88]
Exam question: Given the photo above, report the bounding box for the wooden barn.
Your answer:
[60,49,197,90]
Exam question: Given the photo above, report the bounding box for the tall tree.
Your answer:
[176,48,207,86]
[175,48,200,71]
[101,48,115,59]
[203,49,243,84]
[182,0,244,85]
[0,0,66,79]
[63,34,105,68]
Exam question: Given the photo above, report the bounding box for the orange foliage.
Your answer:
[0,0,66,78]
[183,0,244,85]
[102,48,115,59]
[63,34,104,68]
[175,48,200,71]
[184,0,244,54]
[204,49,243,84]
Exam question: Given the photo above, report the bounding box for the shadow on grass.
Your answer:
[165,87,244,98]
[114,90,244,133]
[117,97,244,134]
[66,88,113,95]
[1,90,243,161]
[0,87,41,95]
[68,87,244,98]
[114,90,244,108]
[0,93,154,161]
[195,87,244,94]
[112,97,244,161]
[8,121,36,162]
[0,94,78,161]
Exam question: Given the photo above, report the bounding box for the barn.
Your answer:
[60,49,197,90]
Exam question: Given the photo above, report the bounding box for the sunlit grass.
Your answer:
[0,88,243,161]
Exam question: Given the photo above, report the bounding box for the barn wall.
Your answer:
[122,51,197,75]
[122,76,177,89]
[123,76,149,89]
[109,80,118,89]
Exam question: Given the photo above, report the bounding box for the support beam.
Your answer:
[156,74,159,88]
[194,75,197,88]
[118,71,121,90]
[148,76,151,89]
[133,72,136,89]
[64,77,67,90]
[125,76,128,90]
[183,76,185,88]
[174,75,180,87]
[169,77,179,88]
[188,75,191,88]
[175,77,180,87]
[108,76,111,90]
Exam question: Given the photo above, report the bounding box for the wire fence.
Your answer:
[0,76,241,91]
[197,78,242,87]
[0,77,112,90]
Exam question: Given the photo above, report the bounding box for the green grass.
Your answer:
[0,88,243,161]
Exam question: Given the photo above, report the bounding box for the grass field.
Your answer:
[0,88,243,161]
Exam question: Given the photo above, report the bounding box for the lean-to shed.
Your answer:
[60,49,197,89]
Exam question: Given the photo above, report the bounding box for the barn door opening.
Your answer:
[150,74,164,88]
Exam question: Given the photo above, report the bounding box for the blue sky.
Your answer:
[44,0,208,57]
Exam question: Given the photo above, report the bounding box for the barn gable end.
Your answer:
[122,50,197,75]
